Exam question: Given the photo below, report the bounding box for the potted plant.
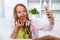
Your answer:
[29,8,39,18]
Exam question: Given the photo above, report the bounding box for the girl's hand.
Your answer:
[16,19,24,27]
[45,7,53,19]
[45,7,54,25]
[10,19,24,39]
[16,23,24,28]
[16,22,24,28]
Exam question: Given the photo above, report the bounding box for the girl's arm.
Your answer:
[40,7,54,31]
[30,7,54,39]
[31,7,54,31]
[10,24,20,39]
[10,21,24,39]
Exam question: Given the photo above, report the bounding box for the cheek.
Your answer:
[24,13,27,16]
[17,13,21,17]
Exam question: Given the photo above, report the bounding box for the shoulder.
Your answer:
[29,19,42,29]
[30,19,41,24]
[11,18,15,27]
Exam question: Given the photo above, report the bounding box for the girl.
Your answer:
[10,4,54,39]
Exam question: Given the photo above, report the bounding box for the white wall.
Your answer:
[0,0,3,18]
[4,0,27,18]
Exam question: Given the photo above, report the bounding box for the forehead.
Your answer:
[16,5,25,11]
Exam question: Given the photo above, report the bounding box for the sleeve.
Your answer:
[31,19,54,31]
[10,19,15,38]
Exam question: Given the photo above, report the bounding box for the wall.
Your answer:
[4,0,27,18]
[0,0,3,18]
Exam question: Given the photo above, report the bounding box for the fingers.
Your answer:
[45,6,48,11]
[47,15,54,20]
[45,7,52,16]
[45,6,50,11]
[18,19,24,24]
[18,19,23,23]
[16,19,24,27]
[45,6,51,13]
[45,7,54,21]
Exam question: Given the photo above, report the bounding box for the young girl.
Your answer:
[10,4,54,39]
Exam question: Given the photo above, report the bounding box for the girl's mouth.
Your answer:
[20,15,26,19]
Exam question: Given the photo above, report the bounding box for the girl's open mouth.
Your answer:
[20,15,26,19]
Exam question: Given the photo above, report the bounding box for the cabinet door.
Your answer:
[51,0,60,19]
[4,0,27,18]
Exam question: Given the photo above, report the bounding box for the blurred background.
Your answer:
[0,0,60,39]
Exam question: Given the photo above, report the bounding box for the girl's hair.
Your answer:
[13,3,32,38]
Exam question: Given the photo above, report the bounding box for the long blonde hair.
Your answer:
[13,4,32,38]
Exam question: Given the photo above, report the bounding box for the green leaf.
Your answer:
[29,8,39,15]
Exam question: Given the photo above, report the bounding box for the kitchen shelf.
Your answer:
[27,0,60,19]
[27,0,40,2]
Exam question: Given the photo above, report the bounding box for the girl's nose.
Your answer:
[21,13,24,15]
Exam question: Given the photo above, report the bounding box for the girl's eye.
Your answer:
[18,11,21,13]
[23,10,26,12]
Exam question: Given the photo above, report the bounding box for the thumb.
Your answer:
[18,19,21,24]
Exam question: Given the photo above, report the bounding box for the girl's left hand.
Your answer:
[45,7,53,19]
[45,7,54,25]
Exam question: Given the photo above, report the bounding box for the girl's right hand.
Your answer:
[16,19,24,28]
[16,23,24,28]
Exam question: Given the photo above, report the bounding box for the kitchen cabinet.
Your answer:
[27,0,60,20]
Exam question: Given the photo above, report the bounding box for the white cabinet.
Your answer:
[27,0,60,20]
[51,0,60,19]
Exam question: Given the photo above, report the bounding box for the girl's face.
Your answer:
[16,6,27,19]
